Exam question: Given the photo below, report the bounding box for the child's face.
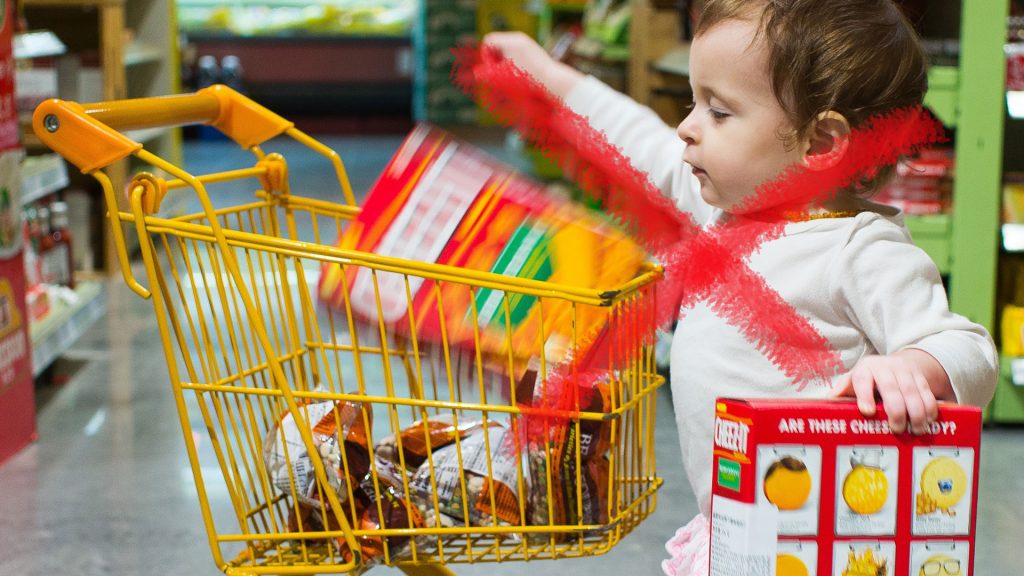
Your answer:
[677,18,808,213]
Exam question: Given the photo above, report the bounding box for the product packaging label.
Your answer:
[911,447,974,536]
[709,398,981,576]
[833,541,896,576]
[0,0,16,153]
[709,496,778,576]
[777,540,818,576]
[318,124,645,371]
[0,6,34,465]
[834,445,899,536]
[909,540,969,576]
[756,444,822,536]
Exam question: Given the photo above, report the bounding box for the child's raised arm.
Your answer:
[482,31,584,100]
[481,32,707,221]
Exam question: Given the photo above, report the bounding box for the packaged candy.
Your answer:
[408,424,529,529]
[375,414,497,472]
[263,399,372,508]
[516,365,612,529]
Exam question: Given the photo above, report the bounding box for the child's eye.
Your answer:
[709,108,730,120]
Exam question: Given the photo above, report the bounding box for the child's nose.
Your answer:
[677,112,698,145]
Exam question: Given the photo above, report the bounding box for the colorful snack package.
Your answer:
[375,414,497,472]
[353,456,427,562]
[286,500,357,564]
[283,461,426,566]
[408,424,531,530]
[318,124,645,367]
[516,365,612,529]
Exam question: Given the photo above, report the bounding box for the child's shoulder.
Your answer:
[824,201,940,280]
[832,200,913,249]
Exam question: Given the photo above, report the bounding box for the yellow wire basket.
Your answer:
[33,86,664,576]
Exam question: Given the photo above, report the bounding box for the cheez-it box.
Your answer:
[709,398,981,576]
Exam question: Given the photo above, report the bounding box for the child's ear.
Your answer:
[803,111,850,171]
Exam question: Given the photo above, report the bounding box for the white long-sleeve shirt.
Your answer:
[564,76,998,515]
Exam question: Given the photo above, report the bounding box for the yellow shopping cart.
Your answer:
[33,86,664,576]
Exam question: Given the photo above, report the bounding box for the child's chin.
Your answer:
[698,186,728,210]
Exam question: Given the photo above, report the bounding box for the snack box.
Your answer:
[709,398,981,576]
[318,124,645,365]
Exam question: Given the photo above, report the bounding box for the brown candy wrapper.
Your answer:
[517,366,612,529]
[375,414,497,472]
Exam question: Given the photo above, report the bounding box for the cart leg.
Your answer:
[398,564,457,576]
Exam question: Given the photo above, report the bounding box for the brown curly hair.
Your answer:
[695,0,929,191]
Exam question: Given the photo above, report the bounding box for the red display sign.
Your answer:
[709,398,981,576]
[0,0,16,151]
[0,0,37,466]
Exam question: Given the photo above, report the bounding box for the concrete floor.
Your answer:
[0,132,1021,575]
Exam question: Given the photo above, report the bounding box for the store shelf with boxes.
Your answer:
[179,0,416,133]
[990,8,1024,424]
[18,154,106,379]
[12,0,178,379]
[18,0,181,275]
[414,0,546,126]
[13,41,106,383]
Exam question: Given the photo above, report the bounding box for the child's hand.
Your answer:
[832,349,952,434]
[482,31,584,99]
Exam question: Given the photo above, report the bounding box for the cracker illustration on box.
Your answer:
[917,554,961,576]
[765,456,813,511]
[841,546,888,576]
[843,451,889,515]
[916,457,967,517]
[777,553,811,576]
[710,400,981,575]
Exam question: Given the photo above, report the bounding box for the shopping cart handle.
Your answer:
[32,85,294,173]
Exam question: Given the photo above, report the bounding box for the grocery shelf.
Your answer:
[924,66,959,128]
[124,41,165,66]
[1003,223,1024,252]
[29,281,106,377]
[124,126,174,145]
[650,44,689,77]
[12,30,66,60]
[20,153,69,206]
[995,355,1024,423]
[905,214,952,274]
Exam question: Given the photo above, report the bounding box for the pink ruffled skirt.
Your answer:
[661,514,710,576]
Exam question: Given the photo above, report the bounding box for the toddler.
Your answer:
[484,1,997,574]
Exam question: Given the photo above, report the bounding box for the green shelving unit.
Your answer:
[909,1,1019,422]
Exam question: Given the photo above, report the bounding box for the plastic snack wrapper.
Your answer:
[375,413,497,473]
[352,456,426,562]
[283,459,425,565]
[263,399,373,508]
[516,364,612,530]
[265,399,427,564]
[407,423,531,531]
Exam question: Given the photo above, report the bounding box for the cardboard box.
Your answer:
[318,124,645,368]
[709,398,981,576]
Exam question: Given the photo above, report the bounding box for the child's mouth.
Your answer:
[692,167,707,178]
